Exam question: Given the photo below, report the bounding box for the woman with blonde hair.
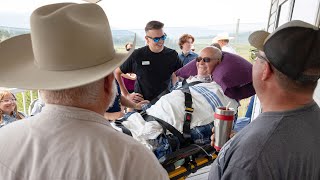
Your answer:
[0,90,25,127]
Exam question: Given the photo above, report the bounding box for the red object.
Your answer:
[122,77,135,92]
[214,145,221,151]
[214,113,234,121]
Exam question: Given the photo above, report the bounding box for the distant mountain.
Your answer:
[125,22,266,39]
[1,21,266,38]
[1,22,265,48]
[0,26,29,35]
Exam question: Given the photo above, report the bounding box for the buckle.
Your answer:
[185,107,194,113]
[185,112,192,121]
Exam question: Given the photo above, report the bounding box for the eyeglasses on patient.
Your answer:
[196,57,214,63]
[0,98,17,103]
[146,33,167,43]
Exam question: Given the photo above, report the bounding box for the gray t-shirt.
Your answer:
[209,101,320,180]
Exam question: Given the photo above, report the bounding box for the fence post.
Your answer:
[21,92,27,115]
[30,90,34,103]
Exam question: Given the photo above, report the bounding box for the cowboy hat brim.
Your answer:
[212,36,234,43]
[0,34,135,90]
[248,30,270,51]
[82,0,102,3]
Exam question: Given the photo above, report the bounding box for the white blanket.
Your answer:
[112,79,239,150]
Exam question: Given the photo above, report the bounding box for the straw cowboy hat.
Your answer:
[212,32,234,43]
[0,3,135,90]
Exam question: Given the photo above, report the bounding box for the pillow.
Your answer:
[175,51,255,100]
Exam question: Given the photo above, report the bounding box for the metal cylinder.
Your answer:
[214,107,235,151]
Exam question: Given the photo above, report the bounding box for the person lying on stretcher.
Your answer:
[112,47,239,159]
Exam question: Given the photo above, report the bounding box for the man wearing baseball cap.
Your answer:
[209,20,320,179]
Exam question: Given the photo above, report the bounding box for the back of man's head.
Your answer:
[145,20,164,33]
[210,43,222,50]
[41,80,103,107]
[0,3,134,114]
[249,20,320,93]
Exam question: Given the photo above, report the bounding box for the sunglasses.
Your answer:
[146,33,167,43]
[254,52,269,62]
[196,56,213,63]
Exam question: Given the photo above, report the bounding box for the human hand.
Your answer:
[134,100,150,110]
[114,111,125,119]
[230,130,236,138]
[210,127,215,147]
[210,128,236,147]
[128,93,144,103]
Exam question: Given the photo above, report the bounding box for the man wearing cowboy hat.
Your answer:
[209,20,320,179]
[212,32,237,54]
[0,3,168,180]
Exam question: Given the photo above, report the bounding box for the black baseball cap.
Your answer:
[249,20,320,82]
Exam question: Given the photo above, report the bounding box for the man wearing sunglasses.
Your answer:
[113,46,238,159]
[115,20,183,104]
[209,20,320,180]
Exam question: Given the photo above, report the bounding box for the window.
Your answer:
[292,0,320,25]
[268,23,275,32]
[277,0,291,27]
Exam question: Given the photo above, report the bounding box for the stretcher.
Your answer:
[160,144,218,180]
[115,80,221,179]
[115,114,219,180]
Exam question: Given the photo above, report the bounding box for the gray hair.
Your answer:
[212,47,222,61]
[201,46,222,61]
[41,79,105,107]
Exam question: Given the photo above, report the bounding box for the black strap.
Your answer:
[181,79,196,144]
[180,79,202,144]
[149,79,202,106]
[179,79,202,90]
[143,114,187,147]
[149,88,171,105]
[146,80,202,146]
[114,119,133,136]
[183,95,193,144]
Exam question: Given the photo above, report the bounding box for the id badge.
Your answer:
[142,61,150,65]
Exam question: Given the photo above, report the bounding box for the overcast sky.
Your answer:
[0,0,271,29]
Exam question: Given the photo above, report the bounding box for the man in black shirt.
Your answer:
[115,20,183,102]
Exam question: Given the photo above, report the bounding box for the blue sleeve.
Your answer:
[106,81,121,112]
[245,96,255,118]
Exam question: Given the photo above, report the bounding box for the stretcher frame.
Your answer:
[161,144,218,180]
